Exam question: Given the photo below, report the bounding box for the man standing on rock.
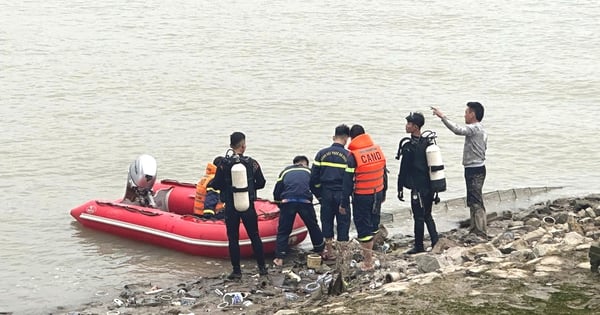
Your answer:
[432,102,488,238]
[310,124,352,260]
[341,124,387,271]
[397,112,440,254]
[211,131,268,279]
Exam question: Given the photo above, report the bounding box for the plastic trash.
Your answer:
[181,297,196,306]
[282,269,301,282]
[284,292,299,301]
[144,286,163,294]
[223,292,244,305]
[381,243,391,253]
[304,282,321,293]
[317,272,333,286]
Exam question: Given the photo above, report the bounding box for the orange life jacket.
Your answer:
[193,162,224,215]
[348,133,386,195]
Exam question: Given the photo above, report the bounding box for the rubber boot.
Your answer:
[322,238,336,261]
[360,240,374,271]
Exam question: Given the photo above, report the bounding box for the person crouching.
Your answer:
[273,155,325,267]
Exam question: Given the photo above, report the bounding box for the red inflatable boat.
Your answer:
[70,179,308,258]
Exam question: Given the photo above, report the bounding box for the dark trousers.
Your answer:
[275,203,325,259]
[224,206,265,272]
[465,166,487,236]
[319,189,350,241]
[352,191,383,242]
[410,190,439,250]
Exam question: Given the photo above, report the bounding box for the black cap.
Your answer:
[406,112,425,128]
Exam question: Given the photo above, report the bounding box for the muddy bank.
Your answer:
[54,194,600,315]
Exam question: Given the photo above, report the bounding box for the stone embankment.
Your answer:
[60,194,600,315]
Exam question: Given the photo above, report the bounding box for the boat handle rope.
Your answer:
[96,201,161,216]
[257,210,280,220]
[181,214,204,222]
[160,178,196,187]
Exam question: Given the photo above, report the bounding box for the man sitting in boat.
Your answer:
[122,154,158,208]
[194,156,225,219]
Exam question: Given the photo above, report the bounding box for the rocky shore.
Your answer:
[57,194,600,315]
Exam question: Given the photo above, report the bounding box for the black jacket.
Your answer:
[398,135,431,193]
[211,154,266,207]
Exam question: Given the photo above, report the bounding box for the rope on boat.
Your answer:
[96,201,162,216]
[159,178,196,187]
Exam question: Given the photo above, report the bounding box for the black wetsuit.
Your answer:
[211,154,266,273]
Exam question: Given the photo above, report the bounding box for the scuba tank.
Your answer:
[423,130,447,194]
[426,144,447,192]
[231,163,250,211]
[396,131,446,204]
[226,150,250,212]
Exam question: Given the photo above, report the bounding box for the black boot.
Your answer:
[405,247,425,255]
[258,265,268,276]
[227,268,242,280]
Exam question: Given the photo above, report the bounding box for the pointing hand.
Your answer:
[431,106,444,118]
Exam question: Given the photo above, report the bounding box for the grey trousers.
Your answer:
[465,166,487,236]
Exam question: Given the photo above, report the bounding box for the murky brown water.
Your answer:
[1,0,599,313]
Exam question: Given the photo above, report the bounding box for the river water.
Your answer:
[1,0,599,313]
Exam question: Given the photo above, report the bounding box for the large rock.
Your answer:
[533,243,560,257]
[525,217,542,228]
[510,249,535,262]
[574,199,594,211]
[538,256,565,266]
[522,227,547,242]
[562,231,589,246]
[486,268,529,279]
[431,238,459,254]
[414,254,442,273]
[535,265,561,273]
[585,207,597,218]
[554,212,570,224]
[442,247,466,265]
[461,243,503,261]
[525,286,561,301]
[381,281,410,294]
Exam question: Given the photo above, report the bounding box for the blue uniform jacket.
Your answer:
[273,164,313,203]
[310,143,349,198]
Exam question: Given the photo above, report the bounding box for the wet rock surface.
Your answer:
[56,194,600,314]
